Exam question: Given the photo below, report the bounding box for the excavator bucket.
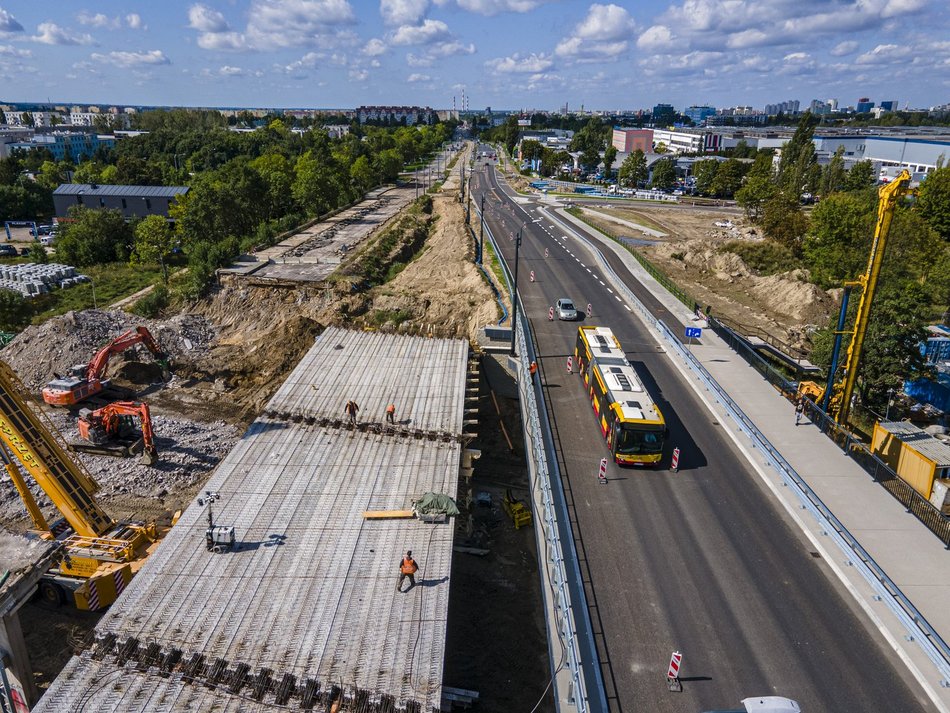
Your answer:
[141,447,158,466]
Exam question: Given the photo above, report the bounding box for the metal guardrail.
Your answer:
[481,218,607,713]
[563,216,950,688]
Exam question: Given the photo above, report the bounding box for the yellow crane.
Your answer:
[0,359,164,610]
[799,169,914,425]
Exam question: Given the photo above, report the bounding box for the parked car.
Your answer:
[0,244,18,257]
[556,298,578,321]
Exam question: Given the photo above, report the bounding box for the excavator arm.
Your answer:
[86,326,168,381]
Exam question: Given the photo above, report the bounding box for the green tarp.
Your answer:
[414,492,460,516]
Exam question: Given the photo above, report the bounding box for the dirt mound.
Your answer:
[3,310,215,392]
[358,193,501,341]
[750,270,838,323]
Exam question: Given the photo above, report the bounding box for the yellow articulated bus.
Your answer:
[574,325,667,466]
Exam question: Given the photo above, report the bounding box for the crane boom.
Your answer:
[836,169,912,425]
[0,360,113,538]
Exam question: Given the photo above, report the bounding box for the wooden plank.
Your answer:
[362,509,415,519]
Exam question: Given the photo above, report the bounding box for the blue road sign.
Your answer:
[685,327,703,339]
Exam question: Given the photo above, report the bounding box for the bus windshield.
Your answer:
[616,426,664,455]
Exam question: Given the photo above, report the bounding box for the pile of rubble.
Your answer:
[0,408,240,525]
[3,309,217,392]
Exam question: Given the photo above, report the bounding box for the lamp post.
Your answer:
[89,277,97,310]
[885,388,896,421]
[479,194,485,264]
[509,218,541,356]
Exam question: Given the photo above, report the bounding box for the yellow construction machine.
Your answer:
[0,359,164,610]
[798,170,914,426]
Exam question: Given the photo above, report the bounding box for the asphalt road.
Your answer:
[471,152,933,713]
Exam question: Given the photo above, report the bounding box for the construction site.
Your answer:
[0,147,550,712]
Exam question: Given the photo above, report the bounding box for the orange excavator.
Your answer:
[42,326,169,407]
[75,401,159,465]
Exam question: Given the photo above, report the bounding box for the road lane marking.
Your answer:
[586,268,592,273]
[615,295,622,302]
[598,279,605,285]
[607,288,614,294]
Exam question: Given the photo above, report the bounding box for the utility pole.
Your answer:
[510,228,522,356]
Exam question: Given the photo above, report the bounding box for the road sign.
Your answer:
[685,327,702,339]
[667,650,683,691]
[548,307,554,321]
[530,270,535,282]
[586,303,592,317]
[598,458,608,484]
[667,651,682,680]
[566,356,573,373]
[671,447,680,472]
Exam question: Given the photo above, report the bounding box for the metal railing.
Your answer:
[481,218,607,713]
[561,216,950,689]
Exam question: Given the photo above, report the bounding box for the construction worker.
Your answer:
[345,400,359,424]
[397,550,418,592]
[529,361,538,376]
[386,403,396,424]
[795,398,804,426]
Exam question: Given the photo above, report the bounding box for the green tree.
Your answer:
[821,147,847,196]
[801,190,876,286]
[580,147,601,174]
[602,145,618,179]
[0,291,31,332]
[293,150,349,218]
[114,155,165,185]
[736,174,777,222]
[777,112,818,195]
[29,244,49,264]
[650,159,676,191]
[132,215,175,284]
[35,160,67,190]
[693,160,719,195]
[855,283,932,411]
[349,155,375,191]
[761,193,808,253]
[618,149,647,187]
[249,153,297,219]
[917,166,950,239]
[374,149,404,183]
[72,161,106,185]
[56,207,133,266]
[709,159,745,197]
[520,139,544,162]
[844,160,876,192]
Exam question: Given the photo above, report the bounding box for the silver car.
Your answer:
[556,298,578,321]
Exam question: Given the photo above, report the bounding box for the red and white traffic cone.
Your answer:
[671,447,680,473]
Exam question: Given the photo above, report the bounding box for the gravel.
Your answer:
[2,309,217,392]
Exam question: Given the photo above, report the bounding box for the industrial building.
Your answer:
[36,327,472,712]
[53,184,188,221]
[2,132,115,161]
[611,128,652,154]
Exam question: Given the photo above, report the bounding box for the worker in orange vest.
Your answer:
[397,550,418,592]
[529,361,538,376]
[345,400,359,424]
[386,403,396,424]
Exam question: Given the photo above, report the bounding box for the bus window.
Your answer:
[616,427,664,456]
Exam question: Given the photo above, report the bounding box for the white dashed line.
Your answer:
[598,279,605,285]
[615,295,622,302]
[586,268,592,273]
[624,305,631,311]
[607,288,613,294]
[580,263,586,268]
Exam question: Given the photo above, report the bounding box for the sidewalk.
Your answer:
[554,205,950,710]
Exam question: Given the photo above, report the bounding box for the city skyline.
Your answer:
[0,1,948,110]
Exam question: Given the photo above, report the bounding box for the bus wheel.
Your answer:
[38,580,65,607]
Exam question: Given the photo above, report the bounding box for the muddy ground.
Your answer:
[575,204,837,352]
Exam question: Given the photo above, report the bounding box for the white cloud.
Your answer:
[188,4,231,32]
[0,44,30,57]
[576,4,635,41]
[126,13,145,30]
[391,19,450,45]
[430,39,474,56]
[381,0,429,26]
[0,9,24,33]
[197,32,248,50]
[881,0,928,18]
[246,0,356,49]
[363,38,387,56]
[283,51,322,72]
[856,43,912,64]
[91,50,170,67]
[219,65,245,75]
[831,40,859,56]
[485,51,553,73]
[32,23,94,46]
[407,72,430,81]
[636,25,674,51]
[783,51,810,62]
[407,52,432,66]
[77,12,119,29]
[349,67,368,80]
[439,0,552,15]
[556,4,634,61]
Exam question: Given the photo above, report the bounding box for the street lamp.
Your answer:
[509,218,542,356]
[478,194,486,264]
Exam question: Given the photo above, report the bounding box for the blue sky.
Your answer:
[0,1,948,111]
